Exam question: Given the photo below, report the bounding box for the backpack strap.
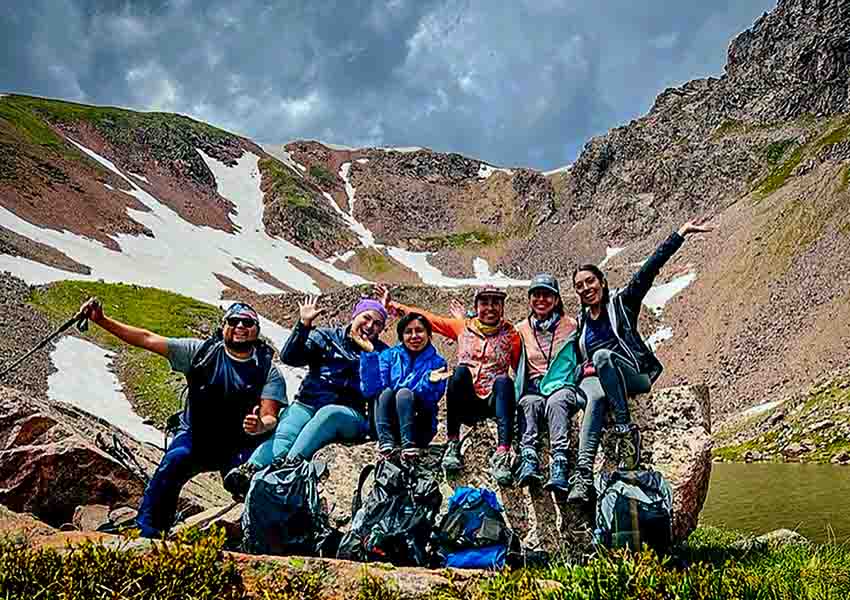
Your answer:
[350,463,376,519]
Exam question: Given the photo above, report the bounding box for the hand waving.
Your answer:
[678,216,715,237]
[449,298,467,320]
[429,367,452,383]
[298,295,325,327]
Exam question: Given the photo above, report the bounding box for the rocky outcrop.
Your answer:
[315,384,711,552]
[0,386,230,528]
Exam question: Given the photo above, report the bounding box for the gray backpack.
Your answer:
[594,469,673,553]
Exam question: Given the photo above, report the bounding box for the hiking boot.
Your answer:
[614,423,641,471]
[516,447,543,488]
[442,440,463,474]
[223,462,260,500]
[566,469,595,505]
[488,449,514,487]
[543,454,570,493]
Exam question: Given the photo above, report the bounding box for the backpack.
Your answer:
[241,458,339,557]
[433,487,518,569]
[594,469,673,553]
[336,460,442,566]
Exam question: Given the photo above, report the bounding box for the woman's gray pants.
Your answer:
[575,349,651,472]
[518,387,579,457]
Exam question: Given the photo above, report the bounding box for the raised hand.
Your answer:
[350,333,374,353]
[449,298,467,320]
[79,297,104,323]
[429,367,452,383]
[678,216,715,237]
[243,406,262,435]
[374,283,392,311]
[298,295,325,327]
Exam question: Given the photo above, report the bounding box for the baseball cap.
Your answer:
[528,273,560,296]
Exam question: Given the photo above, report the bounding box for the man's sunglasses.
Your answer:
[226,316,257,328]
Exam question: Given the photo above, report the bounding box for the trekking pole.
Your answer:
[0,309,89,381]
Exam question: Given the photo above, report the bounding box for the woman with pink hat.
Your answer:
[223,296,389,498]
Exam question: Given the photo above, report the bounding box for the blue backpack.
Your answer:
[433,487,518,569]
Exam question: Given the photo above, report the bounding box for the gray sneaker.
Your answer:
[488,449,514,487]
[442,440,463,474]
[614,423,641,471]
[566,469,594,505]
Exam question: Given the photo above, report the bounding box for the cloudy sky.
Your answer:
[1,0,775,169]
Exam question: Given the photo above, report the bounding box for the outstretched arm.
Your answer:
[376,283,464,341]
[280,295,325,367]
[621,217,714,309]
[80,298,168,357]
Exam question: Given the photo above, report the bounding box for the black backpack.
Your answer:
[594,469,673,553]
[241,459,339,557]
[336,460,442,566]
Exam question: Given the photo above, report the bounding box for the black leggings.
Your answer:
[446,366,515,447]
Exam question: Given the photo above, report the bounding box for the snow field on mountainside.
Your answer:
[47,337,161,445]
[0,142,368,300]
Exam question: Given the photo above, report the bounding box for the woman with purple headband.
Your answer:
[223,296,389,498]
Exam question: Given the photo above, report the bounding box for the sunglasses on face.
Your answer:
[226,316,257,328]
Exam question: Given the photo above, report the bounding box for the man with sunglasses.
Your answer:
[78,298,285,538]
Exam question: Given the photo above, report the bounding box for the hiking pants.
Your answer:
[375,387,435,451]
[575,349,651,471]
[136,430,254,538]
[518,387,579,457]
[446,366,514,447]
[248,401,369,466]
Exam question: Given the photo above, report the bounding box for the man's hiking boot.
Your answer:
[614,423,641,471]
[543,454,570,493]
[442,439,463,474]
[223,461,260,501]
[566,468,595,505]
[516,447,543,488]
[488,449,514,487]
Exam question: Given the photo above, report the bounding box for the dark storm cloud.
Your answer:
[0,0,775,169]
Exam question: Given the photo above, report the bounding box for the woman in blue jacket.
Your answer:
[358,312,448,461]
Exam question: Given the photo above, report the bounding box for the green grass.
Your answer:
[309,164,337,188]
[421,229,500,250]
[7,94,234,142]
[260,157,314,208]
[3,526,850,599]
[0,98,65,147]
[840,165,850,192]
[356,248,394,277]
[763,139,797,165]
[28,281,221,426]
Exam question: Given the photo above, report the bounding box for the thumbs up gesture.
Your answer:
[243,405,262,435]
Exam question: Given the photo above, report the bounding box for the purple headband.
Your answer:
[352,298,388,321]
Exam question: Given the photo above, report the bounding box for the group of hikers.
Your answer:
[78,219,711,540]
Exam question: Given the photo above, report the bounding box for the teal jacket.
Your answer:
[514,318,580,399]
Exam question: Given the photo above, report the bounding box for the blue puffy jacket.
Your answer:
[359,343,448,437]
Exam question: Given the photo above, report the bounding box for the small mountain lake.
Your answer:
[701,463,850,543]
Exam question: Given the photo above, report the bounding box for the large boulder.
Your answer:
[0,386,231,528]
[315,384,711,552]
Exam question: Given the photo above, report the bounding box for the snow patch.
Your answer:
[741,400,783,418]
[0,141,368,300]
[47,336,161,445]
[542,164,572,176]
[356,158,369,164]
[330,250,356,264]
[477,163,513,179]
[599,246,626,268]
[379,146,422,153]
[646,326,673,351]
[386,248,529,288]
[338,162,376,247]
[642,271,696,314]
[130,172,149,183]
[261,144,307,175]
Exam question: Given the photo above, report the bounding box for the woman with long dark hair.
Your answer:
[567,219,712,505]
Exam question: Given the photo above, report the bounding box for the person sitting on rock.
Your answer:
[378,284,521,486]
[78,298,285,539]
[223,295,388,497]
[514,274,581,491]
[357,312,448,464]
[567,218,713,506]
